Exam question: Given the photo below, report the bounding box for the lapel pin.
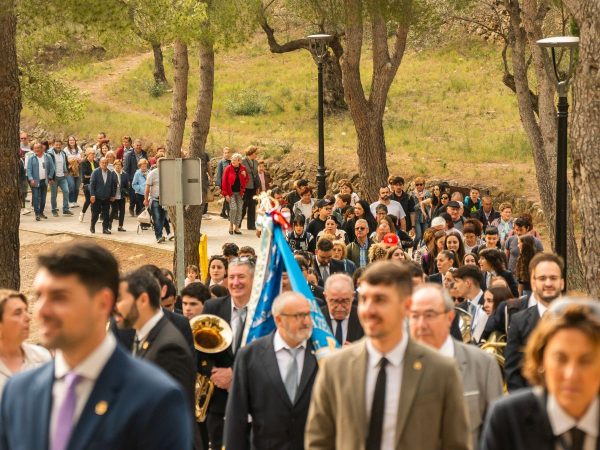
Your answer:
[95,401,108,415]
[413,361,422,371]
[142,341,149,350]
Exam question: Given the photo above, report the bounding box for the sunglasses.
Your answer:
[441,196,449,200]
[355,227,367,230]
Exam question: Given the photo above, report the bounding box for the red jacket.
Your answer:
[221,164,249,197]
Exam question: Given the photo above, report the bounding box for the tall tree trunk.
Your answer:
[341,0,408,201]
[503,0,584,289]
[165,39,189,283]
[0,0,21,290]
[151,41,168,86]
[563,0,600,296]
[184,40,215,269]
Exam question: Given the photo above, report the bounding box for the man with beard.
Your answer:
[115,269,200,449]
[224,292,318,450]
[504,252,565,392]
[0,242,192,450]
[305,261,469,450]
[369,186,406,231]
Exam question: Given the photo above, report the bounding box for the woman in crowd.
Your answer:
[64,136,83,208]
[444,268,463,304]
[131,158,150,216]
[371,216,396,244]
[444,230,466,267]
[481,300,600,450]
[99,142,111,159]
[463,252,479,266]
[206,255,228,287]
[111,159,129,232]
[78,149,97,222]
[338,179,360,206]
[428,250,459,284]
[331,240,356,276]
[386,246,409,262]
[432,192,450,217]
[317,216,347,243]
[479,248,519,297]
[221,153,248,235]
[0,290,51,399]
[463,219,483,254]
[286,214,314,252]
[368,243,388,263]
[345,199,378,243]
[516,235,539,297]
[482,285,513,316]
[293,187,316,221]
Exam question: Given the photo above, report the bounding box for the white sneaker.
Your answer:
[21,208,32,215]
[70,202,80,208]
[78,212,85,222]
[203,214,212,220]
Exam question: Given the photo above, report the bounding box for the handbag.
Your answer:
[137,208,152,225]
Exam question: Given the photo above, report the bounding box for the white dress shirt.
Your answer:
[50,333,117,448]
[273,330,306,385]
[547,394,598,450]
[438,335,455,358]
[329,314,349,343]
[527,292,539,308]
[365,331,409,450]
[135,309,165,347]
[537,301,549,318]
[0,343,52,401]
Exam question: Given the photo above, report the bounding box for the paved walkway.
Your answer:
[20,193,261,255]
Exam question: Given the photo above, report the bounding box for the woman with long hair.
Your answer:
[205,255,228,287]
[346,199,377,243]
[0,290,51,398]
[516,235,538,297]
[444,230,466,266]
[482,286,513,316]
[479,248,519,297]
[64,135,83,208]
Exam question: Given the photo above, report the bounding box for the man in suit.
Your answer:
[477,195,500,230]
[305,261,470,450]
[453,265,489,344]
[311,238,345,287]
[224,291,318,449]
[123,139,147,216]
[505,252,564,392]
[346,219,372,268]
[89,157,117,234]
[321,273,364,345]
[409,283,503,450]
[0,242,192,450]
[199,258,254,449]
[116,269,201,450]
[26,142,55,221]
[241,145,260,230]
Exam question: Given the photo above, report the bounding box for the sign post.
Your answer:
[159,158,203,292]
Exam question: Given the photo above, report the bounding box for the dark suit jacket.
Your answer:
[480,389,600,450]
[481,295,528,340]
[320,305,364,343]
[114,171,130,198]
[124,150,148,179]
[478,209,500,230]
[0,345,192,450]
[198,296,236,415]
[427,273,443,284]
[224,333,318,450]
[89,168,117,200]
[311,258,346,287]
[505,305,540,392]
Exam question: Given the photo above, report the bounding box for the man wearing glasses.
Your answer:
[224,292,318,450]
[346,219,372,268]
[321,274,363,345]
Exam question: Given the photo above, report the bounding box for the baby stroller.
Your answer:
[137,207,154,234]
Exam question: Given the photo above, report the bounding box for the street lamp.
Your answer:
[307,33,332,199]
[536,36,579,284]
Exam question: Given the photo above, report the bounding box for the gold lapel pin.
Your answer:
[413,361,423,371]
[142,341,149,350]
[95,401,108,415]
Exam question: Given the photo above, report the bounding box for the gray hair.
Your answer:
[231,153,243,162]
[413,283,455,312]
[355,218,368,227]
[324,273,354,294]
[228,257,255,275]
[272,291,309,317]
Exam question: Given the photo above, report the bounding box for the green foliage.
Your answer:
[225,88,268,116]
[148,82,168,97]
[20,64,86,123]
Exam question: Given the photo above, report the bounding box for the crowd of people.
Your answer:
[3,132,598,450]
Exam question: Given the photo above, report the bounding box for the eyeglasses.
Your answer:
[328,298,353,306]
[355,227,367,230]
[408,310,447,322]
[280,312,311,320]
[441,196,449,200]
[415,183,423,186]
[533,275,561,282]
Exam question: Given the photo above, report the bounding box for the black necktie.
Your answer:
[569,427,585,450]
[366,357,388,450]
[335,320,344,345]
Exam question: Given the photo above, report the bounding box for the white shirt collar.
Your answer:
[438,335,455,358]
[528,293,539,308]
[547,394,599,438]
[469,289,484,305]
[136,309,164,342]
[273,330,306,352]
[366,331,409,369]
[537,301,548,318]
[54,332,117,381]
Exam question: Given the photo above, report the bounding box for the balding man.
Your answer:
[409,283,503,450]
[224,292,318,450]
[321,274,363,345]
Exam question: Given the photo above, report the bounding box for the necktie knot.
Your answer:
[379,357,388,369]
[64,371,82,388]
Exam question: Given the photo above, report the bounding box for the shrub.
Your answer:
[225,89,267,116]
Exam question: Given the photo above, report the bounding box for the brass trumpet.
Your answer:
[190,314,233,422]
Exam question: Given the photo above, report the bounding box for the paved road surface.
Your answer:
[20,193,261,256]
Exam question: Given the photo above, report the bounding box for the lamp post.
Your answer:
[536,36,579,284]
[307,34,331,199]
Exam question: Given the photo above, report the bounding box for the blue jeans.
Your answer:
[413,219,428,249]
[31,180,48,215]
[150,199,166,239]
[50,176,70,212]
[66,175,81,203]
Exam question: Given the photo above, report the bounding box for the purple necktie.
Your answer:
[51,372,82,450]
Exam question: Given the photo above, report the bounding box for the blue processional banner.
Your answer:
[241,212,339,360]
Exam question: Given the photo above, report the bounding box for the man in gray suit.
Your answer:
[409,283,504,450]
[224,291,318,450]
